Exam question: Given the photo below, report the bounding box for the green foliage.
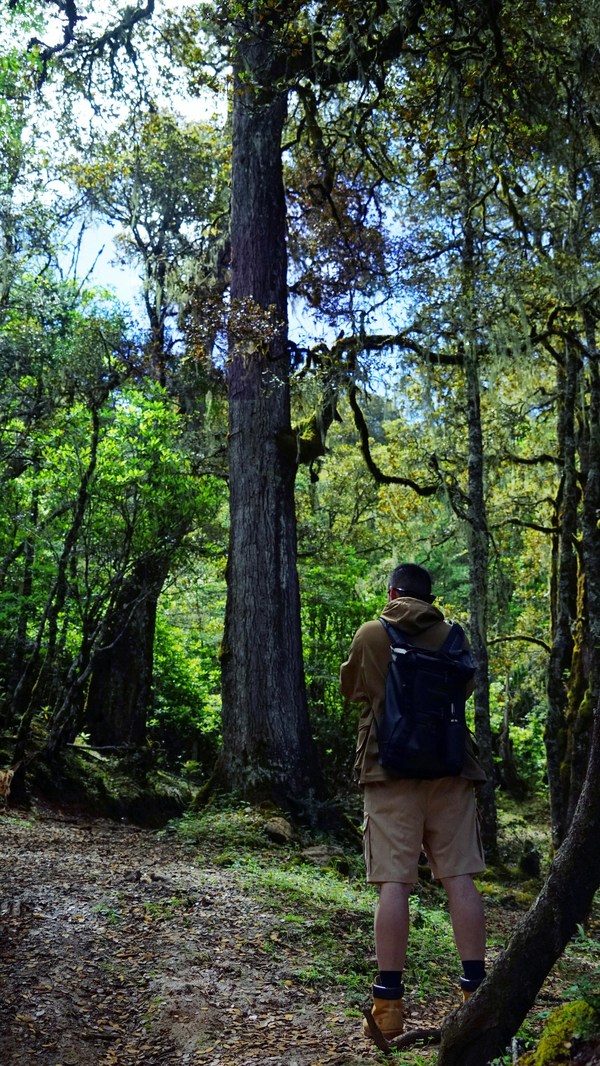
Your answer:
[172,802,269,853]
[143,895,193,922]
[94,901,122,925]
[65,106,231,367]
[0,267,227,757]
[36,746,193,825]
[518,1001,599,1066]
[488,680,547,789]
[562,922,600,1014]
[299,545,381,789]
[150,593,223,772]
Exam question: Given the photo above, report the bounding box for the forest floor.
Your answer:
[0,796,598,1066]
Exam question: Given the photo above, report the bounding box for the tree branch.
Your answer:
[326,330,463,366]
[361,1007,441,1053]
[348,385,439,494]
[504,452,558,466]
[28,0,156,81]
[488,634,552,654]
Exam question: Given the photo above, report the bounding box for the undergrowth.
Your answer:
[166,791,599,1060]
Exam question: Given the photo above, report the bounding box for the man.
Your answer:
[340,562,486,1040]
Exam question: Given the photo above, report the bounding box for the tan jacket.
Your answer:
[340,596,486,785]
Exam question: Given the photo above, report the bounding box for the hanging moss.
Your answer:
[518,1001,598,1066]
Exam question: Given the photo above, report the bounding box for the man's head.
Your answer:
[388,562,434,604]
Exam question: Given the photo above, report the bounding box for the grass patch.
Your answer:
[94,901,122,925]
[167,792,597,1045]
[227,853,377,999]
[166,802,271,854]
[143,894,193,921]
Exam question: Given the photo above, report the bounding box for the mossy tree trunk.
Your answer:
[546,328,600,847]
[567,314,600,829]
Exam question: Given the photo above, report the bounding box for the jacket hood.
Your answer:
[380,595,445,636]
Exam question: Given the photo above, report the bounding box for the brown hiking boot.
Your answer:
[460,976,483,1003]
[363,983,404,1040]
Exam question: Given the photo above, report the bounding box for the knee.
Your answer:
[440,873,479,900]
[378,881,414,904]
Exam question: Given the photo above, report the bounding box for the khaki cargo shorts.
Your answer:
[362,777,485,884]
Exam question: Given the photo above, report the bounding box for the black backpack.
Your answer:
[377,619,475,779]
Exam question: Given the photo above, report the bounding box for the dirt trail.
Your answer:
[0,803,388,1066]
[2,802,581,1066]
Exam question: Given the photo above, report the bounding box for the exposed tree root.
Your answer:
[362,1007,441,1055]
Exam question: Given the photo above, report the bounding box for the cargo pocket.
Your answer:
[361,813,373,879]
[475,802,486,867]
[353,721,371,782]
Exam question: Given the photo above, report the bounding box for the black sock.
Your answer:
[378,970,403,988]
[461,960,485,982]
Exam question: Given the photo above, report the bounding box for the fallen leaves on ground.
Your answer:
[0,802,582,1065]
[0,804,383,1065]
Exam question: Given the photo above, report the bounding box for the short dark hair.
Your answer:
[389,562,434,603]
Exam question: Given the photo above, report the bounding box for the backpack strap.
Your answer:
[380,617,466,655]
[439,621,466,656]
[379,618,412,646]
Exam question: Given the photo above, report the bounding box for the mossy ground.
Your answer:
[30,745,193,826]
[517,1001,600,1066]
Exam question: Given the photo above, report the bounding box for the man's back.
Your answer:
[340,594,484,785]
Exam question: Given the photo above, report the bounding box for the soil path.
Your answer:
[0,803,573,1066]
[0,803,386,1066]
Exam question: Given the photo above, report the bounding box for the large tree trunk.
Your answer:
[438,688,600,1066]
[546,347,579,847]
[218,41,325,814]
[461,209,497,857]
[85,553,171,748]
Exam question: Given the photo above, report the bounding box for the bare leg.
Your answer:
[374,881,413,971]
[441,873,486,961]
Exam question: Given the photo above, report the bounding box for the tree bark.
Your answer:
[85,553,171,748]
[546,347,580,847]
[219,42,325,814]
[461,209,497,857]
[438,689,600,1066]
[567,316,600,829]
